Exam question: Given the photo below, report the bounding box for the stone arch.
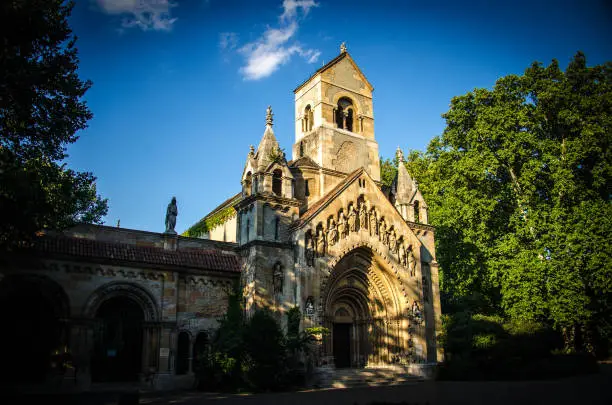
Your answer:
[0,273,71,383]
[83,281,159,321]
[320,245,409,367]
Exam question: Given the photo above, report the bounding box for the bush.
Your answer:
[438,311,596,380]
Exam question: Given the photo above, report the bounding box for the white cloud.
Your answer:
[236,0,320,80]
[96,0,178,31]
[280,0,318,22]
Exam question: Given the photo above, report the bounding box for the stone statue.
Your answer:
[407,248,416,276]
[348,205,357,232]
[389,230,397,252]
[327,219,337,246]
[359,203,367,230]
[316,229,326,257]
[369,210,378,236]
[273,262,283,295]
[337,212,347,239]
[165,196,178,234]
[412,300,422,321]
[305,296,315,316]
[380,219,388,245]
[305,235,315,266]
[398,242,406,265]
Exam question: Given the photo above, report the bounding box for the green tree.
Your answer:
[0,0,107,248]
[406,52,611,354]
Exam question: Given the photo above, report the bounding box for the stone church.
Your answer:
[0,45,441,390]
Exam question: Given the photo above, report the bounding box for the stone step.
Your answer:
[314,367,423,389]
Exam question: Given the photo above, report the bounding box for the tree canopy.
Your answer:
[0,0,107,248]
[394,52,611,355]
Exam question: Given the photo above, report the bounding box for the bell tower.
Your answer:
[292,44,380,188]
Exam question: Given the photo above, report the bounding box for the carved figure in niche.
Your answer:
[316,229,326,257]
[165,196,178,233]
[359,203,367,230]
[398,242,406,265]
[407,248,416,276]
[347,205,357,232]
[305,234,315,266]
[380,219,388,245]
[337,212,347,239]
[369,210,378,236]
[389,230,397,253]
[412,300,422,321]
[305,296,315,316]
[273,263,283,295]
[327,219,337,246]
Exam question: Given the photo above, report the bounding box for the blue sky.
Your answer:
[65,0,612,233]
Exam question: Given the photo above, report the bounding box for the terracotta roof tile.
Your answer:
[32,236,241,273]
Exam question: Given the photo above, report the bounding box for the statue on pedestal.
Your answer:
[348,205,357,233]
[337,212,347,239]
[327,219,338,246]
[165,197,178,234]
[359,203,367,230]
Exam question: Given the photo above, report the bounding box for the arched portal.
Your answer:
[91,296,144,382]
[0,275,69,384]
[322,247,406,368]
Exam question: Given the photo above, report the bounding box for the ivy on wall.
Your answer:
[182,205,237,238]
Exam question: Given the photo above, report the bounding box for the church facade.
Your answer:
[196,46,442,371]
[0,46,441,391]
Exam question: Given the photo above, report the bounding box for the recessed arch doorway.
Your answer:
[322,247,407,368]
[91,296,144,382]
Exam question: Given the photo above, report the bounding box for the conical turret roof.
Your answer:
[254,106,282,171]
[395,147,414,204]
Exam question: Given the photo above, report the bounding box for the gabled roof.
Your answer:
[293,51,374,93]
[291,168,364,229]
[289,156,321,169]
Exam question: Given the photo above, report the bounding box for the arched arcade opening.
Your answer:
[321,247,408,368]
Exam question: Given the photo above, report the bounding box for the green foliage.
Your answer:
[243,310,287,390]
[267,147,286,164]
[183,205,236,237]
[438,311,598,380]
[0,0,108,248]
[403,52,611,356]
[379,156,398,188]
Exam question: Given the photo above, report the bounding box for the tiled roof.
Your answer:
[292,168,364,229]
[32,236,241,273]
[289,156,321,169]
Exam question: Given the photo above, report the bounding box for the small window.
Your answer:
[275,217,280,240]
[305,179,310,197]
[414,200,420,223]
[272,169,282,196]
[304,105,313,132]
[336,97,354,130]
[244,172,252,196]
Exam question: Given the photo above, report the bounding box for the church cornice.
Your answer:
[238,239,293,251]
[235,193,301,211]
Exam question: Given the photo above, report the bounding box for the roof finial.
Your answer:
[266,105,273,126]
[340,42,347,53]
[396,146,404,163]
[249,145,255,156]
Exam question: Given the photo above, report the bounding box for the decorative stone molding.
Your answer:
[83,281,160,321]
[43,261,168,281]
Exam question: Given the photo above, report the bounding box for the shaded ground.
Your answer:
[2,364,610,405]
